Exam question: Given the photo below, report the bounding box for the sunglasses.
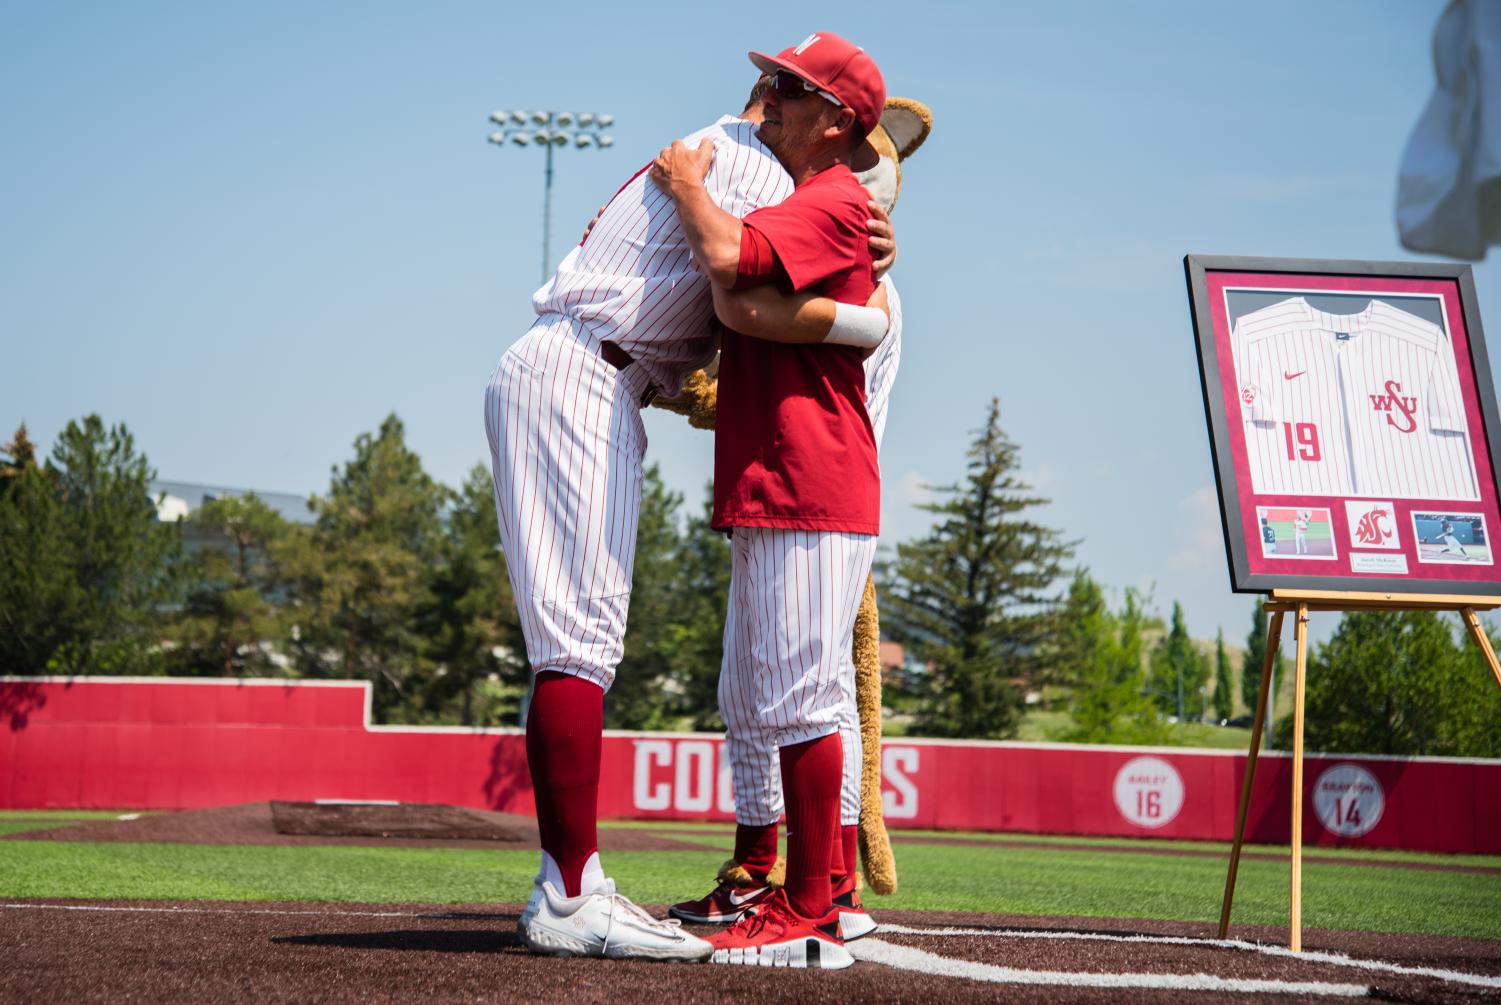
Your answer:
[769,69,841,107]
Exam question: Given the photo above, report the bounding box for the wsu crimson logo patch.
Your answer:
[1344,500,1400,550]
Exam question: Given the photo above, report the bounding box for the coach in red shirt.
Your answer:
[651,32,887,969]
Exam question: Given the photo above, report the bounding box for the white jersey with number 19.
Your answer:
[1232,297,1476,500]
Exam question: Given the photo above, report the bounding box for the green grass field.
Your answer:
[1,812,1496,939]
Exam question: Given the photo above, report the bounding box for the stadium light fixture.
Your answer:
[485,107,618,284]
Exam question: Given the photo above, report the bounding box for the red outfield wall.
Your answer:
[2,676,1497,853]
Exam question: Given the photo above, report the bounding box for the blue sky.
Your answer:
[4,1,1494,646]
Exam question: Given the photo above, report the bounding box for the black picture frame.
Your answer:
[1184,254,1501,595]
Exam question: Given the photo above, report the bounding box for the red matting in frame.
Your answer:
[1205,271,1501,585]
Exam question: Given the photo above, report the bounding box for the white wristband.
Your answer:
[825,302,889,349]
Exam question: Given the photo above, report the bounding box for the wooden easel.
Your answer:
[1215,589,1501,951]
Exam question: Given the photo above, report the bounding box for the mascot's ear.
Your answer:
[879,97,933,162]
[857,97,933,214]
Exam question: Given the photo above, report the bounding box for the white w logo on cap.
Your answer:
[794,34,822,55]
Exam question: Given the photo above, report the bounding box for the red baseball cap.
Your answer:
[749,32,886,137]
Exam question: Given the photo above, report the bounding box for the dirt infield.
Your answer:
[2,899,1498,1003]
[1,803,717,852]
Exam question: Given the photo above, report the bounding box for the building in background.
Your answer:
[150,479,313,558]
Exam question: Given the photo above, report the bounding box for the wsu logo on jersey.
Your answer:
[1369,380,1419,433]
[1344,500,1401,550]
[1240,386,1257,406]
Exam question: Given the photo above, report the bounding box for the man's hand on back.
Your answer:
[649,137,743,287]
[650,139,715,195]
[580,204,607,244]
[867,200,896,278]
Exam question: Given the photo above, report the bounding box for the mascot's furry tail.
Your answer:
[854,574,896,894]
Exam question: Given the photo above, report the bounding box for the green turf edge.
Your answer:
[598,820,1501,869]
[0,839,1495,940]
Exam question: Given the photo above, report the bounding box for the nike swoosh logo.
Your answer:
[1283,370,1306,380]
[728,887,767,906]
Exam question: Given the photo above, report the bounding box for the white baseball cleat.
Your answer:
[518,877,713,962]
[832,876,878,940]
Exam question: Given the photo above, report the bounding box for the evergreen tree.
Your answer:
[286,414,444,720]
[608,465,686,729]
[1213,627,1233,722]
[1148,602,1210,721]
[882,399,1073,738]
[0,416,178,675]
[0,424,39,494]
[1058,574,1168,744]
[672,486,733,730]
[1242,598,1286,732]
[417,465,527,726]
[0,425,70,672]
[164,494,290,676]
[1272,611,1501,757]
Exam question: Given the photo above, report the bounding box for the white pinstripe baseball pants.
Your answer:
[482,314,654,692]
[718,528,877,827]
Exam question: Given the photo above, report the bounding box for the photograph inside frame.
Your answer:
[1225,289,1479,502]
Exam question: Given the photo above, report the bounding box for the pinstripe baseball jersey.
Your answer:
[864,276,901,446]
[1233,297,1476,500]
[533,116,794,398]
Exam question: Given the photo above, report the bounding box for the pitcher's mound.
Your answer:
[271,801,529,841]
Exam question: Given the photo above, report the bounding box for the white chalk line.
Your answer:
[4,904,1497,992]
[850,939,1367,996]
[2,903,420,919]
[879,923,1501,991]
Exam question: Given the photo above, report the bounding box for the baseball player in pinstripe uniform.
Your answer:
[485,72,895,961]
[667,97,929,948]
[651,31,890,970]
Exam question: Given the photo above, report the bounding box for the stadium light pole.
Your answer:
[487,109,616,284]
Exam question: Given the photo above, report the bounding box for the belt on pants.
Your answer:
[600,340,658,407]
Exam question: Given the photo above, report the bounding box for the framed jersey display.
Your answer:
[1184,255,1501,594]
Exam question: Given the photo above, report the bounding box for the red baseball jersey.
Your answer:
[712,164,880,534]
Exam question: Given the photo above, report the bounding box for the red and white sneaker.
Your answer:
[831,874,877,940]
[668,879,776,925]
[705,891,854,970]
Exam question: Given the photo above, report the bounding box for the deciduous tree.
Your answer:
[1058,574,1168,745]
[1273,611,1501,757]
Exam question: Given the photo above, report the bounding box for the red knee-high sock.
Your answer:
[833,824,859,890]
[733,822,779,883]
[525,671,603,897]
[779,733,842,920]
